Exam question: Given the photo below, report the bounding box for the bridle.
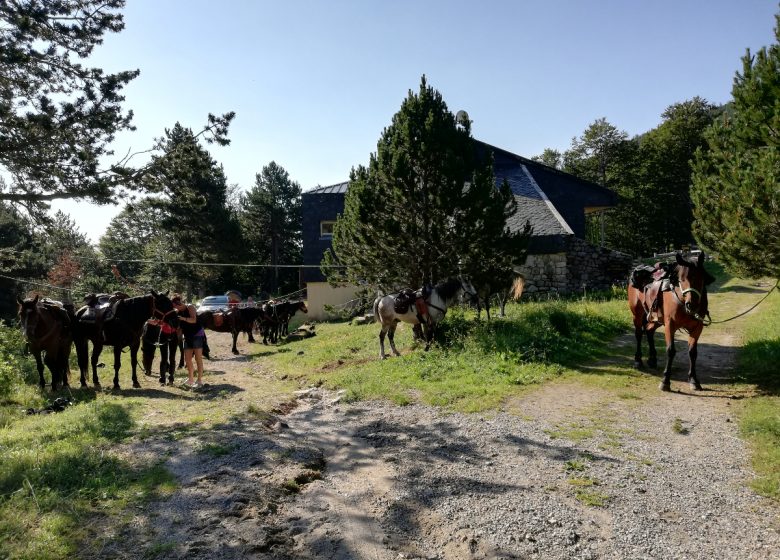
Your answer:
[672,278,710,324]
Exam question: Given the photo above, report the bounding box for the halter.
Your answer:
[672,284,709,323]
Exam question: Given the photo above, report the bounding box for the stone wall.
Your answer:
[516,237,633,295]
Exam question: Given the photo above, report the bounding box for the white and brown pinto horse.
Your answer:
[373,277,477,359]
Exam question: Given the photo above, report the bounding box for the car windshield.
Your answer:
[201,296,228,304]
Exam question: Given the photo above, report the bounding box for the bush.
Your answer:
[0,322,36,398]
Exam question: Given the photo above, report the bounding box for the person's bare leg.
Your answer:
[194,348,204,385]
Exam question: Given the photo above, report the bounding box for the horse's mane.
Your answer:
[115,294,154,321]
[434,277,463,301]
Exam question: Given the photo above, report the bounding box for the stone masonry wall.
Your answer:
[516,238,633,295]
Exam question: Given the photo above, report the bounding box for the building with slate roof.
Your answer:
[301,141,632,319]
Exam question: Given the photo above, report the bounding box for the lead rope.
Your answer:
[707,279,779,325]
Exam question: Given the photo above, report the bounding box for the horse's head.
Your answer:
[458,276,479,305]
[296,300,308,314]
[17,295,40,340]
[675,252,714,319]
[150,291,178,327]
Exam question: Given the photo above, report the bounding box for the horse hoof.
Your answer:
[232,350,239,355]
[94,383,102,390]
[659,382,671,392]
[691,382,703,391]
[113,384,121,390]
[633,360,643,370]
[133,382,141,389]
[80,382,88,388]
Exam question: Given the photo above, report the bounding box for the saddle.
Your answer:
[393,288,431,325]
[631,264,673,324]
[393,289,417,314]
[77,291,129,323]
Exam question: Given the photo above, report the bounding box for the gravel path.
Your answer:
[99,316,780,559]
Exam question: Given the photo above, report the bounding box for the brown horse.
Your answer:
[628,252,715,391]
[199,306,262,354]
[16,295,73,391]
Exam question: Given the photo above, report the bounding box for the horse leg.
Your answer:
[687,327,704,391]
[76,339,88,387]
[168,340,177,383]
[660,323,675,392]
[486,300,491,322]
[113,346,122,390]
[33,351,45,390]
[231,329,239,354]
[91,342,102,389]
[43,352,58,391]
[378,324,389,359]
[130,340,141,388]
[388,324,401,357]
[646,327,658,369]
[247,327,256,343]
[633,319,644,369]
[424,323,435,351]
[159,343,168,385]
[142,339,154,377]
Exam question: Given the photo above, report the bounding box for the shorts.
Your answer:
[183,333,205,350]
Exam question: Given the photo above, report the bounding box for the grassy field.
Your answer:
[267,294,637,411]
[1,266,778,558]
[733,280,780,500]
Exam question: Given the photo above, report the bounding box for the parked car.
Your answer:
[196,295,230,313]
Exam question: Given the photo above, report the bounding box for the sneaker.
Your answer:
[180,380,195,389]
[193,381,203,389]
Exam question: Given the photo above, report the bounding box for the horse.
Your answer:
[373,277,477,359]
[16,295,73,391]
[199,306,261,354]
[265,300,308,342]
[628,252,715,391]
[257,301,282,345]
[73,291,175,390]
[141,309,181,386]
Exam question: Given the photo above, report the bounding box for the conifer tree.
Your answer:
[691,12,780,278]
[323,77,529,291]
[240,162,302,293]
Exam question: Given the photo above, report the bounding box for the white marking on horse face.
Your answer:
[19,305,38,338]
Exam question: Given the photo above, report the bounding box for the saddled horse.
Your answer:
[199,306,261,354]
[628,252,715,391]
[16,295,73,391]
[74,291,175,389]
[141,309,181,386]
[373,277,477,359]
[258,300,308,343]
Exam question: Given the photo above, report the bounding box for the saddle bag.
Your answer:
[393,289,416,314]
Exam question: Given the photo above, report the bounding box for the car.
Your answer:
[196,295,230,313]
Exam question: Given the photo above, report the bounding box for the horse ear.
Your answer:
[164,290,169,297]
[16,296,23,306]
[150,289,158,297]
[32,294,39,305]
[696,252,705,267]
[675,252,687,267]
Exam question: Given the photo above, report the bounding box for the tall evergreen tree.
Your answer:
[0,1,234,209]
[143,124,243,295]
[240,162,302,293]
[323,77,529,291]
[691,12,780,278]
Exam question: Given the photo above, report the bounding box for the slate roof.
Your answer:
[306,182,349,195]
[302,140,618,258]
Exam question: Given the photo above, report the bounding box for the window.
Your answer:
[320,221,336,238]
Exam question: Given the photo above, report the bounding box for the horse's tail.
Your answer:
[372,297,380,323]
[511,276,525,301]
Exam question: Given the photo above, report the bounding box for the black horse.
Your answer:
[141,310,181,386]
[74,291,175,389]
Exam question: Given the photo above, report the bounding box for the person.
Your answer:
[171,293,205,389]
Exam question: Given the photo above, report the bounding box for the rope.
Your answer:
[709,279,779,325]
[0,274,73,294]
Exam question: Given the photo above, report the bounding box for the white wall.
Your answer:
[306,282,361,321]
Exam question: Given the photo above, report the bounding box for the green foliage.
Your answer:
[141,123,244,295]
[0,322,36,398]
[736,284,780,500]
[239,162,303,293]
[691,12,780,278]
[264,297,629,411]
[324,76,530,291]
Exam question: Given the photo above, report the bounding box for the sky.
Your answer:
[50,0,778,242]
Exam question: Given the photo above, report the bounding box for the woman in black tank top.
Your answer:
[172,294,205,389]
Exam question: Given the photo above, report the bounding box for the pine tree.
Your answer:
[240,162,302,293]
[143,124,243,294]
[691,12,780,278]
[324,77,530,291]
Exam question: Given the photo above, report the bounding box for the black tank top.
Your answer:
[179,306,202,338]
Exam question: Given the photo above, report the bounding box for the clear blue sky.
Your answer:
[51,0,778,242]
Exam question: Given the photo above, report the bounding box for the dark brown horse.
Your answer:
[628,252,715,391]
[16,295,73,391]
[74,291,175,389]
[141,310,181,386]
[199,306,262,354]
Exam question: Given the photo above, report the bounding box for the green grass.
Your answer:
[0,397,177,559]
[262,298,630,411]
[735,283,780,500]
